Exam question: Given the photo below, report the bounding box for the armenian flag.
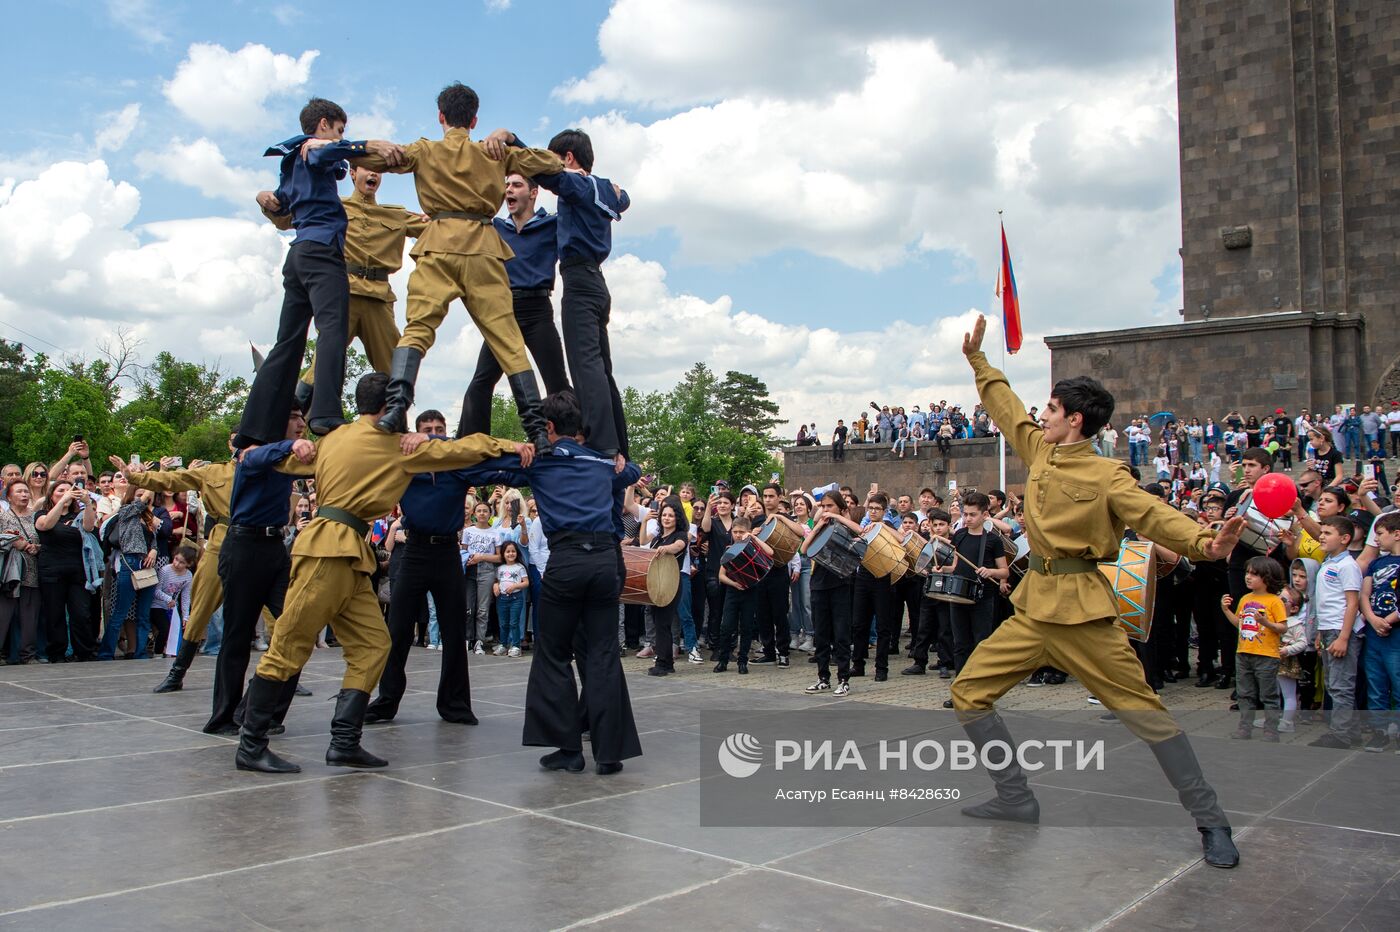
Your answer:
[994,222,1023,354]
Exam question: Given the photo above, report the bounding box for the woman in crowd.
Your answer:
[641,495,688,676]
[0,479,43,663]
[36,479,97,662]
[97,488,160,660]
[23,463,48,503]
[1245,415,1263,449]
[1308,425,1343,485]
[789,492,815,652]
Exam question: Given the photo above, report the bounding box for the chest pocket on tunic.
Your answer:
[1058,483,1098,504]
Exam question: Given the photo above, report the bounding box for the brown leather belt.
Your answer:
[1027,554,1101,575]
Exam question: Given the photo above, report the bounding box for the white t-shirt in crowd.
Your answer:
[1314,552,1363,633]
[495,561,528,594]
[1387,410,1400,433]
[526,516,549,570]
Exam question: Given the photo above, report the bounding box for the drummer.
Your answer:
[894,513,926,656]
[712,516,772,674]
[802,493,864,695]
[752,483,800,667]
[852,491,901,680]
[937,492,1009,680]
[906,508,955,677]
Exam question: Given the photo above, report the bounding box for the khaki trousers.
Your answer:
[400,253,529,374]
[254,555,390,692]
[301,294,399,383]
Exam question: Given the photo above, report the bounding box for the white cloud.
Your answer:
[135,138,270,204]
[163,43,319,133]
[484,0,512,10]
[0,161,286,367]
[95,104,142,152]
[347,95,397,141]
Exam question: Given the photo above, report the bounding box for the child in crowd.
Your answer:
[714,516,771,674]
[1221,556,1288,741]
[1360,511,1400,752]
[462,501,502,655]
[152,547,197,657]
[492,541,529,658]
[1269,558,1320,732]
[1309,516,1363,749]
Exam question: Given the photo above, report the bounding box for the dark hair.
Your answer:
[961,491,992,512]
[1320,515,1355,542]
[1321,486,1352,510]
[355,372,390,414]
[541,389,583,439]
[1142,482,1167,499]
[658,494,689,536]
[507,171,540,191]
[1244,556,1285,593]
[548,128,594,172]
[436,83,480,128]
[867,491,889,508]
[711,489,735,504]
[761,482,783,496]
[98,471,114,481]
[919,487,935,496]
[498,539,520,563]
[299,97,347,135]
[1375,511,1400,535]
[927,507,951,524]
[988,489,1006,506]
[415,409,447,431]
[1050,376,1114,437]
[174,545,200,570]
[1241,447,1273,470]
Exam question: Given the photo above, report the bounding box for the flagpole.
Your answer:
[997,211,1006,492]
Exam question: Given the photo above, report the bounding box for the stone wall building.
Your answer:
[782,438,1031,499]
[1047,0,1400,416]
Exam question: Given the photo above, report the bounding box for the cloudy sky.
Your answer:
[1,0,1182,433]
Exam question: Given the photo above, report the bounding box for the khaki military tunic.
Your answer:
[357,129,564,370]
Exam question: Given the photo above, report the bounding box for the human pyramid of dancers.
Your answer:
[114,85,1249,869]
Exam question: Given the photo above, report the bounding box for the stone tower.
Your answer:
[1047,0,1400,416]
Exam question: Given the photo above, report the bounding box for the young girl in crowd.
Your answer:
[1269,560,1317,732]
[152,547,196,657]
[492,541,529,658]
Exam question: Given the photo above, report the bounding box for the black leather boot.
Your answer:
[959,712,1040,824]
[293,380,314,417]
[1149,733,1239,868]
[326,689,388,768]
[153,639,201,693]
[376,347,421,435]
[363,694,397,724]
[507,370,551,454]
[235,675,301,773]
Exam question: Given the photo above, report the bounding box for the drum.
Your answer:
[720,540,774,590]
[924,572,980,604]
[900,531,926,573]
[915,538,955,575]
[1099,540,1157,641]
[860,524,907,581]
[757,514,805,565]
[808,523,866,579]
[620,545,680,606]
[1237,502,1289,554]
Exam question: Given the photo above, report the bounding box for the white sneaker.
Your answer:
[805,680,831,693]
[798,637,816,652]
[253,639,269,651]
[474,643,485,655]
[789,637,802,652]
[833,680,850,697]
[1253,717,1265,729]
[493,644,507,656]
[508,646,521,658]
[688,648,704,664]
[1278,719,1296,732]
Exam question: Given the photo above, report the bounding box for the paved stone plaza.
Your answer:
[1,648,1395,930]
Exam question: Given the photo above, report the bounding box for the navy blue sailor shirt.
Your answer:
[230,440,299,529]
[457,438,640,539]
[399,456,474,538]
[265,134,370,251]
[493,208,559,291]
[532,172,629,266]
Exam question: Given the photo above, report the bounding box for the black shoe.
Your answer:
[235,674,302,774]
[713,661,728,673]
[943,698,954,709]
[1163,671,1178,684]
[1194,673,1215,688]
[850,664,865,678]
[901,664,926,675]
[807,654,818,663]
[1213,674,1232,690]
[363,705,396,724]
[1044,672,1067,685]
[325,689,388,768]
[441,712,479,725]
[540,749,585,772]
[874,670,888,682]
[595,761,623,776]
[153,639,201,693]
[308,416,347,436]
[376,347,422,435]
[1026,670,1046,687]
[646,666,670,676]
[267,723,285,736]
[737,661,749,674]
[204,721,240,736]
[1149,733,1237,868]
[750,655,775,664]
[959,712,1040,824]
[776,655,789,667]
[1308,732,1353,749]
[938,666,952,679]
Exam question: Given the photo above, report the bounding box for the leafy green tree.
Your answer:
[11,369,123,466]
[0,341,47,466]
[488,394,526,441]
[716,369,783,443]
[175,417,238,463]
[119,351,247,435]
[125,417,178,462]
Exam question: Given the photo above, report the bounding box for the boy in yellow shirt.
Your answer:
[1221,556,1289,741]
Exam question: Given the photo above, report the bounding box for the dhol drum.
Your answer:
[807,523,866,579]
[924,572,981,604]
[1099,540,1157,641]
[720,540,774,590]
[900,531,926,573]
[757,514,805,565]
[1237,499,1290,554]
[915,538,955,575]
[620,545,680,606]
[860,524,907,581]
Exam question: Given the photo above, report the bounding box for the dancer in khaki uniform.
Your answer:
[236,373,532,775]
[952,315,1245,869]
[351,83,563,447]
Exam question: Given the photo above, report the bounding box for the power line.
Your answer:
[0,318,67,355]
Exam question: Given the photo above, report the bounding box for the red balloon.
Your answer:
[1252,472,1297,519]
